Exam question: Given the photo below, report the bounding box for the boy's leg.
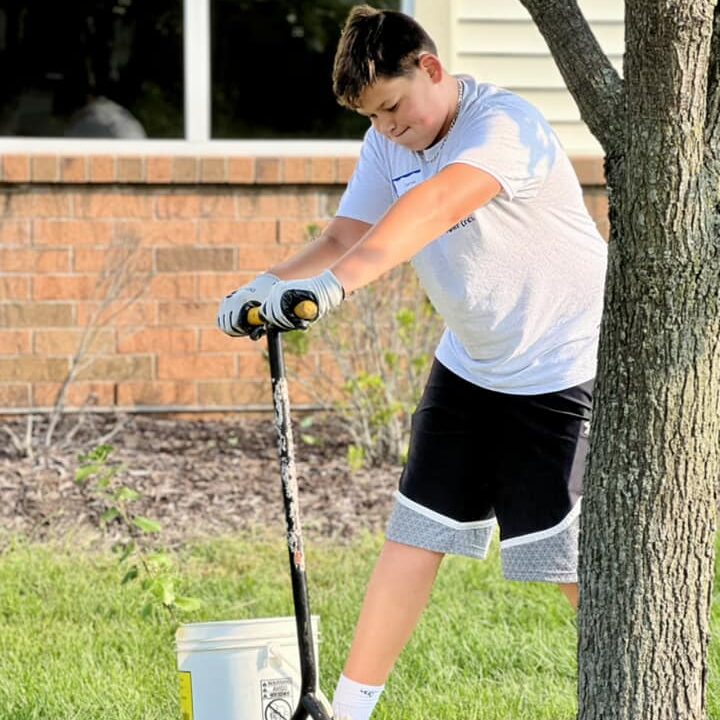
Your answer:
[558,582,578,609]
[343,539,444,684]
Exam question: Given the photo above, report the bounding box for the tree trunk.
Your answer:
[576,3,720,718]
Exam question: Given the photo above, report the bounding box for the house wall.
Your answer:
[414,0,624,155]
[0,153,607,413]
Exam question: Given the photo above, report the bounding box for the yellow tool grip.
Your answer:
[247,300,318,327]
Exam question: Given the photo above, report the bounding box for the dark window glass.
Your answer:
[0,0,183,138]
[211,0,399,139]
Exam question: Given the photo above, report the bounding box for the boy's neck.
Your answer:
[428,76,462,149]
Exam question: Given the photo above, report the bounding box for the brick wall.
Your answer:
[0,153,608,413]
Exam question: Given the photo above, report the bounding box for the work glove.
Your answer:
[217,272,279,338]
[260,270,345,331]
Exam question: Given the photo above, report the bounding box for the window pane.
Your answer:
[211,0,400,140]
[0,0,183,138]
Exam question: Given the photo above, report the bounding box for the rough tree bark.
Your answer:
[519,1,720,718]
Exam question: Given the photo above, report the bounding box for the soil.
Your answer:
[0,413,402,546]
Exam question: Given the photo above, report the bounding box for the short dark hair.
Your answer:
[332,5,438,109]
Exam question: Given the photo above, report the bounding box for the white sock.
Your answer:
[331,673,385,720]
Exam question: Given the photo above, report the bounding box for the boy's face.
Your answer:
[355,62,449,152]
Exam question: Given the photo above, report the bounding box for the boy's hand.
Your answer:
[261,270,345,331]
[217,273,279,338]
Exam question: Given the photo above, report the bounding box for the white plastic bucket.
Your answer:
[176,616,320,720]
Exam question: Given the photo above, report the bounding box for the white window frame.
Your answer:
[0,0,414,156]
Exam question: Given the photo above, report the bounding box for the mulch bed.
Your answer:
[0,413,402,546]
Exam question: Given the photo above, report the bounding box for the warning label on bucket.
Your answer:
[178,671,193,720]
[260,678,294,720]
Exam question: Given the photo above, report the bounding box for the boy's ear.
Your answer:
[418,53,444,84]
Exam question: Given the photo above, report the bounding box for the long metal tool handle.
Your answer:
[263,324,332,720]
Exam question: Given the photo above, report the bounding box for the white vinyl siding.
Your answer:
[414,0,624,156]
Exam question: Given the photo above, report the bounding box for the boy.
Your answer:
[217,6,607,719]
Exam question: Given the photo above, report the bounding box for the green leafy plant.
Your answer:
[284,260,444,469]
[75,444,202,621]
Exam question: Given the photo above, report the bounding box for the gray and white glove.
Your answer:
[217,272,279,338]
[260,270,345,331]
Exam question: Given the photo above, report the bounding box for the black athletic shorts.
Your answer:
[386,359,593,583]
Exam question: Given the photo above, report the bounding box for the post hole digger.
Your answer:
[246,299,335,720]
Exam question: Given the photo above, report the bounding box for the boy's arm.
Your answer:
[331,164,501,294]
[269,216,373,280]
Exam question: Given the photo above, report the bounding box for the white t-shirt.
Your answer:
[337,76,608,394]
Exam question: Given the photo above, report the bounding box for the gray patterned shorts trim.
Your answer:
[500,500,581,583]
[386,491,496,559]
[386,492,581,584]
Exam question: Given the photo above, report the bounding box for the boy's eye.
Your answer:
[387,102,399,112]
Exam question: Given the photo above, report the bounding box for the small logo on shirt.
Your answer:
[447,214,476,233]
[392,168,422,197]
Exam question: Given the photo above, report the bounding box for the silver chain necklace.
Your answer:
[418,78,464,161]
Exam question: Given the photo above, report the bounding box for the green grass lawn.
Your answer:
[0,531,718,720]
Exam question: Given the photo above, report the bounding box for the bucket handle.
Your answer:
[266,644,301,678]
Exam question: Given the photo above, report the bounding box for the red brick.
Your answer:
[197,381,269,406]
[572,157,605,186]
[33,275,99,301]
[117,328,197,354]
[24,192,73,217]
[116,381,195,406]
[228,158,254,183]
[60,157,87,182]
[147,158,172,184]
[0,249,70,273]
[337,156,358,182]
[0,303,74,327]
[0,357,69,381]
[33,382,115,408]
[158,354,234,380]
[33,328,115,355]
[200,158,227,183]
[287,380,318,405]
[75,355,153,381]
[155,194,202,218]
[310,157,336,183]
[283,158,311,183]
[4,194,34,217]
[199,328,248,352]
[72,245,152,273]
[105,240,153,273]
[172,157,198,183]
[117,157,145,182]
[0,330,32,354]
[0,276,30,300]
[236,352,268,379]
[237,244,295,271]
[89,156,115,182]
[74,193,153,218]
[2,156,31,182]
[73,248,110,272]
[34,220,113,246]
[115,220,196,247]
[31,155,60,182]
[0,221,32,245]
[278,219,328,244]
[237,192,318,218]
[200,194,236,218]
[197,220,276,245]
[76,301,157,327]
[148,274,196,300]
[0,384,30,407]
[156,247,234,272]
[196,273,242,299]
[157,301,217,326]
[256,158,281,183]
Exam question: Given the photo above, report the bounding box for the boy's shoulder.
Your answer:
[461,77,547,124]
